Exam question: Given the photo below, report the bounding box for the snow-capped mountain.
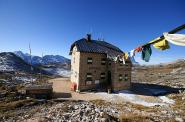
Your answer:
[0,52,42,73]
[14,51,70,66]
[13,51,71,77]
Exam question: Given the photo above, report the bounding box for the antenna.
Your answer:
[29,43,33,82]
[99,32,103,41]
[40,53,43,82]
[89,27,93,34]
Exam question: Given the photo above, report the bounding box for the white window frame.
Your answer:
[86,81,92,85]
[95,80,100,84]
[87,57,93,64]
[100,73,105,79]
[119,74,123,81]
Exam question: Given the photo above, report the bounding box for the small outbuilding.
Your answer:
[69,34,132,92]
[25,84,53,99]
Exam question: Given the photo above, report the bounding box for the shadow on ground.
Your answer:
[131,82,185,96]
[52,92,72,98]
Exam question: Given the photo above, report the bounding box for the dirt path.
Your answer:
[49,78,101,101]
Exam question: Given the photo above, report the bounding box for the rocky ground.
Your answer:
[0,60,185,122]
[1,95,184,122]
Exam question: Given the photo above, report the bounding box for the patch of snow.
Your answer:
[159,96,175,104]
[15,76,36,82]
[43,68,71,77]
[0,65,14,72]
[95,90,174,107]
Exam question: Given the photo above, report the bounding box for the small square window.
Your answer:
[119,61,124,66]
[101,73,105,79]
[86,73,92,81]
[109,62,111,65]
[119,74,123,81]
[125,61,130,66]
[87,57,92,64]
[125,74,128,81]
[86,73,92,78]
[86,73,92,85]
[101,58,106,65]
[86,81,92,85]
[95,80,100,84]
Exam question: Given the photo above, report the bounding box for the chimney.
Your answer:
[86,34,91,42]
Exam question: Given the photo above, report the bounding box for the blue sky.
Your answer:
[0,0,185,64]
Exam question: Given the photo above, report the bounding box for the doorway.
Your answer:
[107,71,112,87]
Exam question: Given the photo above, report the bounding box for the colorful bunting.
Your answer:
[121,24,185,63]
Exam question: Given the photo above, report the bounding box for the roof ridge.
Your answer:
[69,38,123,56]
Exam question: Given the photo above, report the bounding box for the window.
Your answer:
[119,74,123,81]
[95,80,100,84]
[124,74,128,81]
[86,73,92,85]
[101,58,106,65]
[86,81,92,85]
[119,60,124,66]
[86,73,92,80]
[100,73,105,79]
[109,62,111,65]
[125,61,130,67]
[125,61,129,63]
[87,57,92,64]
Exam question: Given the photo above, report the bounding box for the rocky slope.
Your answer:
[132,59,185,88]
[0,52,43,74]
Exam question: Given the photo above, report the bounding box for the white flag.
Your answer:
[163,32,185,46]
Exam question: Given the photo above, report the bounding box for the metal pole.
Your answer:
[29,43,33,82]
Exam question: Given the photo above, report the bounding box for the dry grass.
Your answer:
[130,103,148,110]
[90,99,109,105]
[0,98,40,120]
[169,94,185,116]
[119,113,151,122]
[90,99,152,111]
[0,100,43,120]
[0,99,37,112]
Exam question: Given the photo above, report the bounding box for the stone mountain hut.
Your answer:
[69,34,132,92]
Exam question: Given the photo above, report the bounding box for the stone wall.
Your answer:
[70,46,80,88]
[109,61,132,91]
[70,48,132,91]
[78,52,107,91]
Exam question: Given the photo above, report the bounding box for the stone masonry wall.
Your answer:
[78,52,107,91]
[71,48,132,91]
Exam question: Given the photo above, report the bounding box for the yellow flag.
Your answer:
[124,52,129,59]
[150,37,170,50]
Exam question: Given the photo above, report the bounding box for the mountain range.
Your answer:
[0,52,46,74]
[0,51,71,76]
[14,51,70,66]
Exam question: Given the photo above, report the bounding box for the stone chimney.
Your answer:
[86,34,91,42]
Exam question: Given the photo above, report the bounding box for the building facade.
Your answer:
[69,34,132,91]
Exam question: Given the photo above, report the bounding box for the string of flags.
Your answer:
[119,24,185,64]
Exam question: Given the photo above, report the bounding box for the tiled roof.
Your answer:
[69,38,123,57]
